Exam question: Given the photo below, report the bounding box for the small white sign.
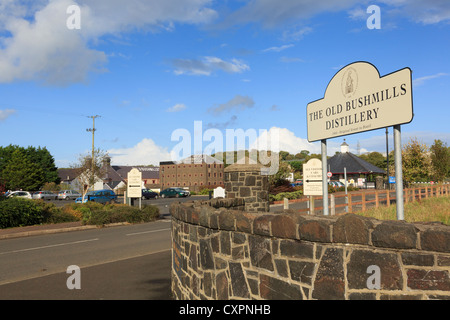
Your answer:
[213,186,225,198]
[303,158,323,196]
[127,168,142,198]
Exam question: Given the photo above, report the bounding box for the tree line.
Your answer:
[0,145,59,192]
[214,138,449,184]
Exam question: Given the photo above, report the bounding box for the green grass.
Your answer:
[355,196,450,225]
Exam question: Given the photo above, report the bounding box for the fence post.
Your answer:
[375,190,379,208]
[330,194,335,216]
[283,197,289,210]
[386,190,390,207]
[348,193,352,213]
[362,192,366,212]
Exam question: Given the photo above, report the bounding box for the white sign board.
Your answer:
[213,186,226,198]
[127,168,142,198]
[307,61,413,142]
[303,158,323,196]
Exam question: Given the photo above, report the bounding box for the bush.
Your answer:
[0,198,45,228]
[270,190,303,202]
[76,203,160,226]
[0,198,161,228]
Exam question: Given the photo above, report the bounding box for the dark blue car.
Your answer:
[75,189,117,204]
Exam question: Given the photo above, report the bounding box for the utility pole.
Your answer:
[86,115,100,182]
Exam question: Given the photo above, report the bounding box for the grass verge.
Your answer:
[355,196,450,225]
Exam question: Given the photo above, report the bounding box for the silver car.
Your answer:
[32,191,57,200]
[7,191,32,199]
[58,190,82,200]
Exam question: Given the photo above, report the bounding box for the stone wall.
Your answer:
[223,161,269,213]
[170,201,450,300]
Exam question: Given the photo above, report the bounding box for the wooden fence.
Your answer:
[274,184,450,215]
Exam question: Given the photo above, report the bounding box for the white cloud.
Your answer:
[262,44,294,53]
[108,138,172,166]
[171,56,249,76]
[166,103,187,112]
[250,127,320,154]
[413,73,448,87]
[220,0,450,28]
[0,0,218,85]
[0,109,16,121]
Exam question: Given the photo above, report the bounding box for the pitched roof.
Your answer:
[328,152,385,175]
[111,166,159,180]
[58,168,79,181]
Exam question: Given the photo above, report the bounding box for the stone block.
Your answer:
[271,215,297,239]
[249,235,274,272]
[372,220,418,249]
[333,214,372,245]
[289,260,316,285]
[218,209,235,231]
[199,239,215,270]
[229,262,250,298]
[239,187,251,197]
[420,227,450,253]
[279,239,314,260]
[245,175,256,186]
[401,252,434,266]
[312,248,345,300]
[253,215,273,236]
[216,271,229,300]
[298,217,332,243]
[407,269,450,291]
[259,274,302,300]
[347,249,403,290]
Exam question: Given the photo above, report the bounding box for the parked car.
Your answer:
[58,190,82,200]
[75,189,117,204]
[142,189,159,199]
[328,181,345,188]
[159,187,190,198]
[32,190,57,200]
[7,191,32,199]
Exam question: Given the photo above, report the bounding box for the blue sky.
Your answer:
[0,0,449,167]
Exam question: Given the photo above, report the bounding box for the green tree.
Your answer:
[2,149,45,190]
[401,138,432,183]
[72,148,110,201]
[359,151,386,171]
[430,139,450,182]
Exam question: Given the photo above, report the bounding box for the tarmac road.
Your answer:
[0,220,173,300]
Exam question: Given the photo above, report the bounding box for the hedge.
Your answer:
[0,198,160,229]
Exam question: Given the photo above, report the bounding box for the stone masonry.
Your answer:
[170,201,450,300]
[224,160,269,213]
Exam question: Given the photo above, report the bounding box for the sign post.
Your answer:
[127,168,142,209]
[306,61,413,220]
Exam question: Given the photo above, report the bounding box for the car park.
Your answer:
[58,190,82,200]
[7,191,32,199]
[159,187,190,198]
[32,190,57,200]
[75,189,117,204]
[142,189,159,199]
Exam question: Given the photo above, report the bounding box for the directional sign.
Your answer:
[127,168,142,198]
[303,158,323,196]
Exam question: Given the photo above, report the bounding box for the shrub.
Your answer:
[0,198,45,228]
[77,203,161,226]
